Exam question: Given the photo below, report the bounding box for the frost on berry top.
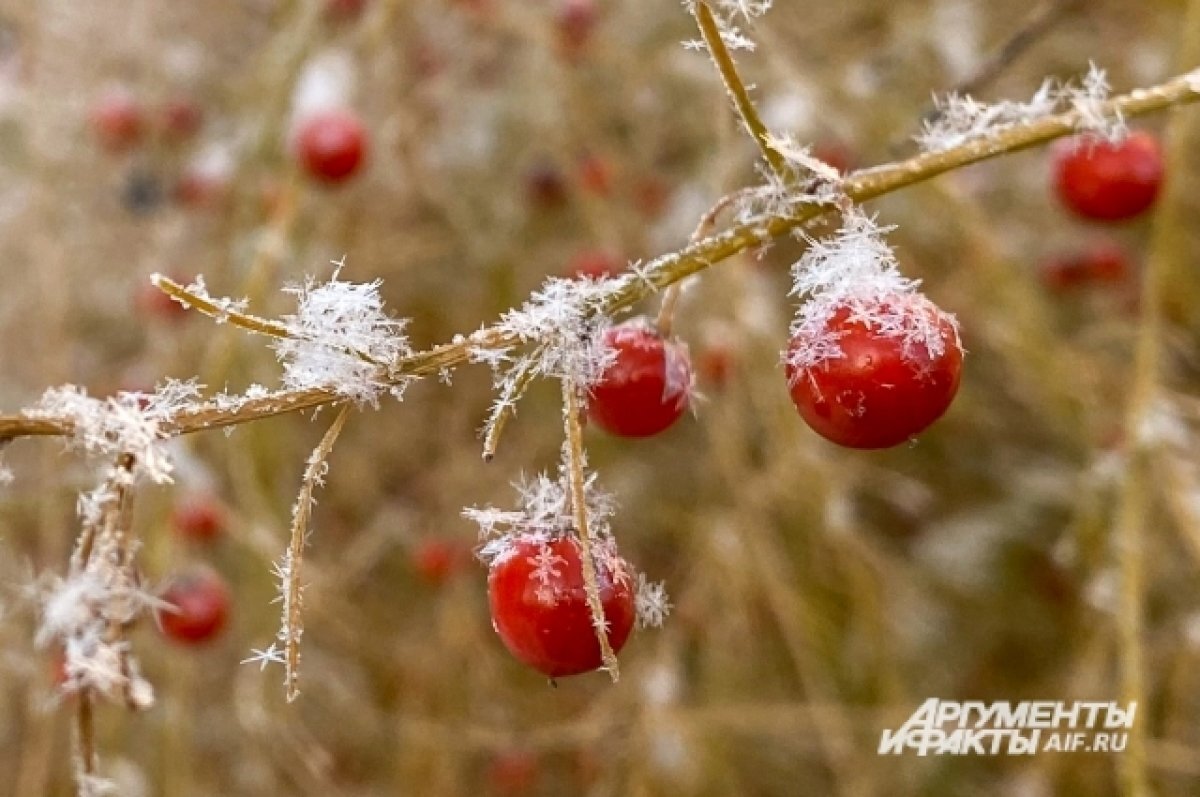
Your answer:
[916,62,1126,153]
[25,379,202,484]
[785,208,958,373]
[272,264,412,406]
[465,471,617,563]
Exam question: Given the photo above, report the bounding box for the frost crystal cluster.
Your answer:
[916,62,1126,153]
[785,208,956,371]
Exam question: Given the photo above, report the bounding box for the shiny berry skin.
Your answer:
[294,110,368,185]
[158,569,231,645]
[90,89,144,153]
[1052,131,1163,222]
[171,495,226,542]
[1040,241,1131,292]
[785,294,963,449]
[487,535,635,678]
[566,249,620,280]
[588,320,692,438]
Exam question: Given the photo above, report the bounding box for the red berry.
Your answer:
[557,0,598,59]
[171,495,226,542]
[411,538,470,587]
[566,249,621,280]
[1052,131,1163,222]
[173,167,229,210]
[90,88,144,153]
[487,535,635,677]
[632,175,670,219]
[577,153,613,195]
[1040,241,1131,292]
[158,569,231,645]
[159,97,203,142]
[812,139,855,174]
[326,0,366,20]
[485,749,539,795]
[525,162,568,209]
[135,277,190,322]
[697,345,734,390]
[588,320,692,438]
[294,110,368,185]
[785,294,963,449]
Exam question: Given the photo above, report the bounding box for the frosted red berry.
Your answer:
[171,495,226,542]
[487,535,635,678]
[158,568,231,645]
[90,88,144,153]
[295,110,368,185]
[567,249,621,280]
[785,294,963,449]
[1052,131,1163,222]
[588,320,692,438]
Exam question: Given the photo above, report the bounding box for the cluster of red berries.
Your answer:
[157,494,232,645]
[1041,129,1164,294]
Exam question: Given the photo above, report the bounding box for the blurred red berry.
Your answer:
[486,749,539,796]
[171,494,226,542]
[159,97,203,142]
[632,175,670,219]
[326,0,367,21]
[697,344,734,390]
[525,162,568,209]
[90,88,144,153]
[295,109,368,185]
[412,538,470,587]
[158,568,231,645]
[1052,131,1163,222]
[556,0,598,59]
[566,249,621,280]
[577,153,613,195]
[487,534,635,677]
[812,139,855,174]
[173,167,229,210]
[1039,241,1131,292]
[785,294,963,449]
[589,320,692,438]
[135,277,190,322]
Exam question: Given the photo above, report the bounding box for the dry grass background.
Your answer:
[1,0,1200,795]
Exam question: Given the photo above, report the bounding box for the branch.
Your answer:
[2,69,1198,444]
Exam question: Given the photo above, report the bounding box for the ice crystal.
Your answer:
[272,262,412,406]
[916,62,1125,153]
[635,574,672,629]
[784,207,958,372]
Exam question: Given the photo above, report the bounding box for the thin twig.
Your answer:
[561,379,618,680]
[0,71,1197,444]
[153,275,292,340]
[950,0,1081,99]
[692,1,789,180]
[482,352,542,462]
[283,404,351,702]
[656,190,746,337]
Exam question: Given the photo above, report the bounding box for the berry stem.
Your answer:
[691,1,789,181]
[560,378,619,681]
[283,403,351,702]
[2,71,1199,444]
[153,274,292,340]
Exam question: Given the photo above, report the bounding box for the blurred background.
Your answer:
[1,0,1200,794]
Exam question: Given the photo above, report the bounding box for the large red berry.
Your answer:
[487,535,635,678]
[158,568,231,645]
[295,110,368,185]
[785,294,962,449]
[90,88,144,153]
[1052,131,1163,222]
[171,494,227,542]
[588,320,692,438]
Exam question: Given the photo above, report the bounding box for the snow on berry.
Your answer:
[272,262,412,406]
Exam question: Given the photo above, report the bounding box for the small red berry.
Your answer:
[785,293,963,449]
[566,249,621,280]
[588,320,692,438]
[135,277,190,322]
[411,538,470,587]
[812,139,855,174]
[577,153,613,196]
[158,568,231,645]
[485,749,539,796]
[557,0,598,59]
[90,88,144,153]
[1052,131,1163,222]
[171,495,226,542]
[487,534,635,678]
[525,162,569,209]
[294,109,368,185]
[159,97,203,143]
[1039,241,1131,292]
